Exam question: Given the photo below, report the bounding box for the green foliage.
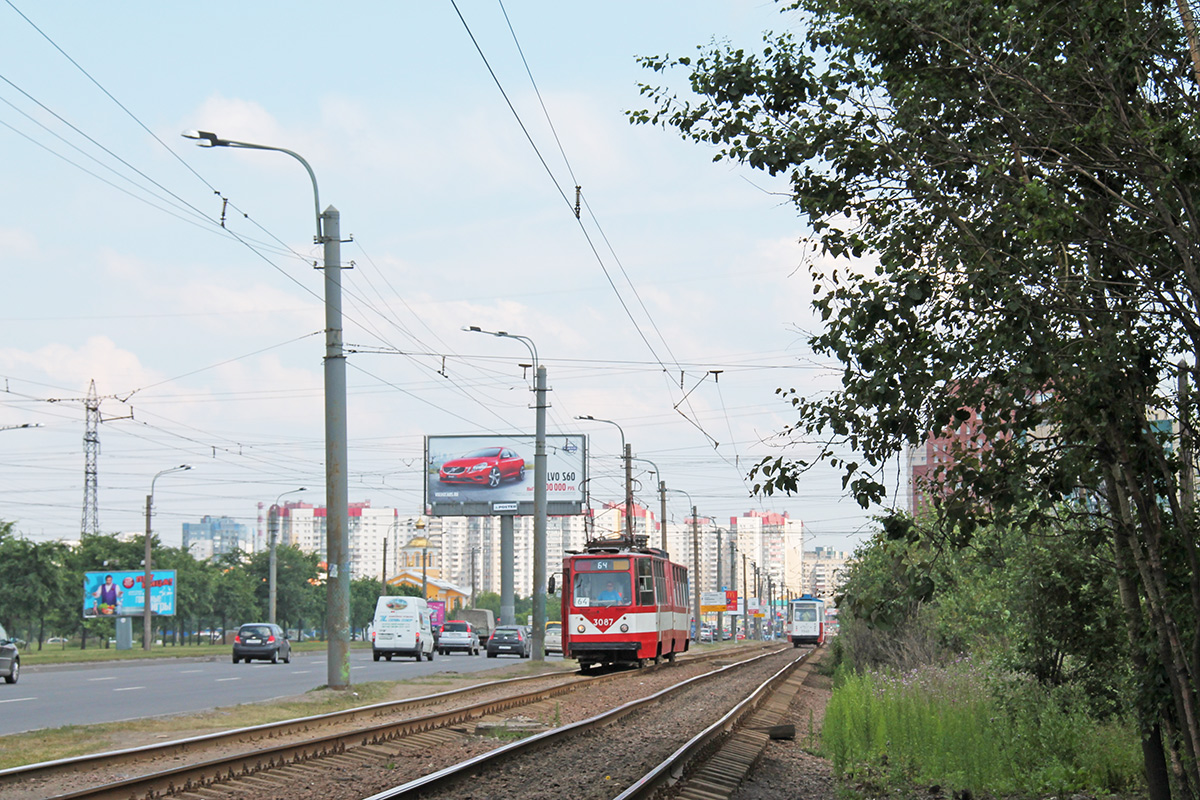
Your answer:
[351,577,383,635]
[0,525,332,647]
[837,515,1128,716]
[634,5,1200,786]
[824,660,1143,796]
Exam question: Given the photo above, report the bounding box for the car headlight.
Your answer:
[469,463,488,472]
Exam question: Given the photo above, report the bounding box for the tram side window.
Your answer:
[573,572,631,606]
[637,558,654,606]
[654,560,667,604]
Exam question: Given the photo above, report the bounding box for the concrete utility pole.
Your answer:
[715,526,723,640]
[631,457,668,553]
[575,415,630,543]
[729,536,738,638]
[183,130,351,690]
[465,327,548,659]
[691,505,700,642]
[742,553,748,639]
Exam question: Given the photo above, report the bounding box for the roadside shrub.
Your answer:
[822,657,1142,797]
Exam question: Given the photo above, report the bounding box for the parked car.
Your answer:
[438,620,480,655]
[0,624,18,684]
[486,625,531,658]
[544,621,562,656]
[232,623,291,664]
[438,447,526,487]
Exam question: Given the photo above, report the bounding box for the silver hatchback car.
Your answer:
[438,620,480,655]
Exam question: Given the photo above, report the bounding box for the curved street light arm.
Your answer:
[183,130,322,240]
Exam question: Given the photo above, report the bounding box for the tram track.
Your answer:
[3,646,771,800]
[365,645,810,800]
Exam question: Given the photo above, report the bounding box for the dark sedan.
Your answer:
[438,447,526,488]
[486,625,531,658]
[232,622,291,664]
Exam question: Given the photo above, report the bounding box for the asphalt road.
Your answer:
[0,647,560,737]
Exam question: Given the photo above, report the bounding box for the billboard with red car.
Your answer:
[425,434,586,517]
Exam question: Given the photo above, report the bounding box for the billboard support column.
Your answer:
[144,493,152,650]
[500,515,515,626]
[532,363,548,662]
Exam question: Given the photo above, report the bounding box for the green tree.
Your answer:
[211,551,257,643]
[633,1,1200,795]
[351,577,382,639]
[0,534,67,648]
[247,545,321,636]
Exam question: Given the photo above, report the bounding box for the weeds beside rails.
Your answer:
[821,656,1143,798]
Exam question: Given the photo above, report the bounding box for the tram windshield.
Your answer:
[574,572,632,607]
[794,605,818,622]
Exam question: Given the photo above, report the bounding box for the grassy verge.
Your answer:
[822,657,1144,798]
[15,639,360,666]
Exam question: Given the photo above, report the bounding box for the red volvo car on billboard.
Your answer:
[437,446,526,488]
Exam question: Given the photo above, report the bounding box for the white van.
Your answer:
[371,596,435,662]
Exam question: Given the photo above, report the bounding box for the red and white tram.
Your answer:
[788,594,827,646]
[561,539,690,670]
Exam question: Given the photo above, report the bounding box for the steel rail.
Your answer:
[613,646,819,800]
[42,672,614,800]
[15,647,763,799]
[0,670,576,790]
[360,646,793,800]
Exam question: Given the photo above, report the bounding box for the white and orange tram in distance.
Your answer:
[788,594,827,646]
[561,538,691,670]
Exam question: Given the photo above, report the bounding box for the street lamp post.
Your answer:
[575,416,632,544]
[184,130,352,690]
[469,546,479,609]
[144,464,191,651]
[269,488,305,625]
[465,326,548,660]
[407,518,430,599]
[729,536,739,638]
[383,515,402,594]
[631,456,668,552]
[666,488,701,643]
[712,524,724,641]
[418,517,428,598]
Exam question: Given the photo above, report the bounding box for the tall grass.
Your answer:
[822,657,1143,797]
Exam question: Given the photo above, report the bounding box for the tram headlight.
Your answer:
[620,623,629,633]
[576,624,585,633]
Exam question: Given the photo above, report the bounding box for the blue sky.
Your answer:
[0,1,891,552]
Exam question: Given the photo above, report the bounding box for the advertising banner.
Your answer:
[700,591,727,614]
[83,570,177,618]
[428,600,446,629]
[425,434,586,517]
[725,590,739,613]
[747,597,764,618]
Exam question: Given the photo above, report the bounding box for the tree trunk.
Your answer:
[1112,496,1175,800]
